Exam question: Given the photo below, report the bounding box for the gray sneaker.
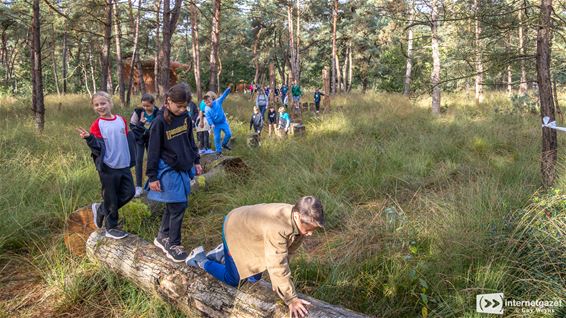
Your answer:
[166,245,188,263]
[105,228,128,239]
[153,236,170,254]
[186,246,208,268]
[92,203,104,229]
[206,243,225,263]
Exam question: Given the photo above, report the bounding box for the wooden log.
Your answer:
[64,156,248,256]
[86,230,371,318]
[247,133,261,148]
[291,123,306,137]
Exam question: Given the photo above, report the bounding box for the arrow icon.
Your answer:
[484,299,492,308]
[493,299,500,308]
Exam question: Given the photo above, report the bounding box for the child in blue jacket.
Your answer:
[204,85,233,157]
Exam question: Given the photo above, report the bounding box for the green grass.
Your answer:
[0,92,564,317]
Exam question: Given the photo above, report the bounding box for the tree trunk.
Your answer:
[217,53,222,90]
[154,0,161,95]
[100,0,113,92]
[32,0,45,132]
[89,43,97,92]
[341,47,347,92]
[252,27,263,85]
[85,230,369,318]
[331,0,338,95]
[519,9,528,94]
[287,2,299,84]
[269,63,275,104]
[62,31,68,94]
[113,0,125,106]
[159,0,183,94]
[295,0,301,82]
[552,76,562,122]
[209,0,221,93]
[323,66,330,111]
[189,1,202,100]
[430,0,441,114]
[403,3,414,97]
[507,64,513,96]
[537,0,557,187]
[126,0,142,107]
[51,25,60,96]
[474,0,484,104]
[347,41,352,92]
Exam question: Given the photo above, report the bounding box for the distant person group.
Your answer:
[76,82,325,317]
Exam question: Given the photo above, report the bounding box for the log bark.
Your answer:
[85,230,369,318]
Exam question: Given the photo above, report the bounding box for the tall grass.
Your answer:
[0,92,563,317]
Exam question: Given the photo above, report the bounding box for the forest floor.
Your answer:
[0,92,564,317]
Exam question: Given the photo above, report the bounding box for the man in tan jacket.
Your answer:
[186,196,324,318]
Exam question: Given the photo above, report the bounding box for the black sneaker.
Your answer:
[105,228,128,239]
[92,203,104,229]
[166,244,188,263]
[186,246,208,268]
[153,236,170,254]
[222,143,232,151]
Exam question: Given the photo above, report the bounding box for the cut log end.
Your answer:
[64,206,96,256]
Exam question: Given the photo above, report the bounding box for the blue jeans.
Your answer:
[213,121,232,154]
[259,105,267,120]
[203,222,262,287]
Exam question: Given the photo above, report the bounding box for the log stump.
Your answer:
[247,133,261,148]
[86,231,371,318]
[291,123,306,137]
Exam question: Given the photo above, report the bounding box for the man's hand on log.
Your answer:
[288,298,311,318]
[149,180,161,192]
[195,164,203,175]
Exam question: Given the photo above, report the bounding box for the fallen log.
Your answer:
[64,156,248,256]
[86,230,371,318]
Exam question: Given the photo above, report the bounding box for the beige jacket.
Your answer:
[224,203,304,304]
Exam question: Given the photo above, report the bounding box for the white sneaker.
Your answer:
[134,186,143,198]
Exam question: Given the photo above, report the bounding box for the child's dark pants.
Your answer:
[159,202,188,246]
[98,164,135,229]
[134,142,146,187]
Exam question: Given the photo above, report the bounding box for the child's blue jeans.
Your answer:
[212,121,232,154]
[203,222,262,286]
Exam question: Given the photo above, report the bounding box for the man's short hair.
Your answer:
[293,196,324,228]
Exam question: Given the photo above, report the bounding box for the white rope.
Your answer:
[542,116,566,132]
